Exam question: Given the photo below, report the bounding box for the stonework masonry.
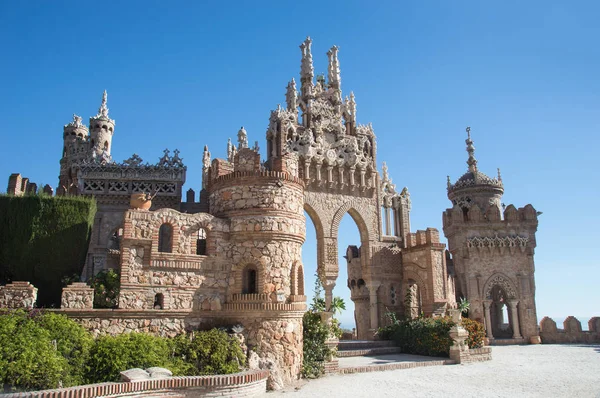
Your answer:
[2,38,553,389]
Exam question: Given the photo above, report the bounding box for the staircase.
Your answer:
[336,340,453,374]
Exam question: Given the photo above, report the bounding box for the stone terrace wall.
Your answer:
[0,281,37,309]
[1,370,268,398]
[540,316,600,344]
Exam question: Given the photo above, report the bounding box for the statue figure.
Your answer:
[382,161,389,182]
[237,126,248,149]
[227,138,233,162]
[73,114,82,127]
[202,145,211,170]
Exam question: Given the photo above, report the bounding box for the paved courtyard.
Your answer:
[260,344,600,398]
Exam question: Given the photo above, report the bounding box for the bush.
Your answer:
[461,318,485,349]
[89,269,120,308]
[173,329,245,375]
[35,312,93,386]
[302,311,332,378]
[377,315,486,357]
[86,332,171,383]
[0,310,69,391]
[0,195,96,307]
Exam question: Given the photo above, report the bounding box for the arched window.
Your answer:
[154,293,164,309]
[103,141,109,151]
[158,224,173,253]
[242,265,258,294]
[196,228,207,255]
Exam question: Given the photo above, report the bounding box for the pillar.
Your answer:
[483,300,494,338]
[366,281,381,332]
[507,299,522,339]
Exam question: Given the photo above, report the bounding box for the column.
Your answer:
[366,281,381,331]
[507,299,522,339]
[323,279,336,311]
[483,300,494,338]
[384,207,391,236]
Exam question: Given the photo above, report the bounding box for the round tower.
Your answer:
[89,90,115,158]
[58,114,89,194]
[208,149,306,387]
[447,126,504,212]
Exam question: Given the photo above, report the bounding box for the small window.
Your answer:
[154,293,164,309]
[103,141,109,151]
[158,224,173,253]
[196,228,207,255]
[242,265,258,294]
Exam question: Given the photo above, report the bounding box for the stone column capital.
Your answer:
[482,300,492,309]
[366,281,381,293]
[506,299,519,308]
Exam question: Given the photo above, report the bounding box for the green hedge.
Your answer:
[0,194,96,307]
[377,316,486,357]
[0,310,246,391]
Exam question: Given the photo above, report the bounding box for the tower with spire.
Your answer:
[443,126,541,344]
[89,90,116,159]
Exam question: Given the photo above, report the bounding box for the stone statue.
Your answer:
[73,114,82,127]
[237,126,248,149]
[227,138,233,162]
[202,145,211,170]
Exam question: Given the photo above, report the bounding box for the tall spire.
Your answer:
[327,45,341,90]
[285,78,298,112]
[299,37,314,100]
[96,90,109,118]
[465,126,478,172]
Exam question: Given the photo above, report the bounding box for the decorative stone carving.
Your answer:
[467,234,529,255]
[484,274,517,299]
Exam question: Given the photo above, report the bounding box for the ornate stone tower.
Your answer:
[89,90,115,160]
[443,127,540,343]
[58,114,89,195]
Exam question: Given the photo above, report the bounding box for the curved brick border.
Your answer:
[2,369,268,398]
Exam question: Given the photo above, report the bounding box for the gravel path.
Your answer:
[260,345,600,398]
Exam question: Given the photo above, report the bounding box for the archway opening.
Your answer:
[490,285,512,338]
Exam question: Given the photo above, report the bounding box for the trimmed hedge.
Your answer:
[377,316,486,357]
[0,310,246,391]
[0,194,96,307]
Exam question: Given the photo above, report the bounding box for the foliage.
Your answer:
[461,318,485,349]
[301,311,331,378]
[35,312,94,387]
[301,275,345,378]
[170,329,245,375]
[376,312,486,357]
[88,269,120,308]
[0,309,90,391]
[86,332,171,383]
[0,194,96,307]
[458,297,470,316]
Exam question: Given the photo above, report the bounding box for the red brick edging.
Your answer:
[2,369,269,398]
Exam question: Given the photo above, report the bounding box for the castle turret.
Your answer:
[89,90,115,159]
[58,114,89,194]
[443,126,540,344]
[446,126,504,212]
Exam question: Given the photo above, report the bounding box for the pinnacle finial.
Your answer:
[465,126,477,172]
[327,45,341,89]
[300,36,314,81]
[97,90,109,118]
[447,175,451,189]
[237,126,248,149]
[497,168,502,181]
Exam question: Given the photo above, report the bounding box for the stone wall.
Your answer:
[61,282,94,309]
[0,369,268,398]
[0,281,37,309]
[540,316,600,344]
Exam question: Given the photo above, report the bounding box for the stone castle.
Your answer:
[5,37,542,386]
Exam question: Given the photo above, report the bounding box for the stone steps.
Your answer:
[336,346,402,357]
[337,340,396,351]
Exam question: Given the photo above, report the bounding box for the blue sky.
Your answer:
[1,1,598,329]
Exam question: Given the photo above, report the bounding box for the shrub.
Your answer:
[0,195,96,307]
[461,318,485,349]
[35,312,93,386]
[0,310,69,391]
[302,311,332,378]
[86,332,171,383]
[89,269,120,308]
[174,329,245,375]
[377,315,487,357]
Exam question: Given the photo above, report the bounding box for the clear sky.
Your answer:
[1,1,598,329]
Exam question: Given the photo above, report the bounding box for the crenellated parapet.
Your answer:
[540,316,600,344]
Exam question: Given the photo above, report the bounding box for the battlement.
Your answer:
[540,316,600,344]
[404,228,443,249]
[443,203,538,228]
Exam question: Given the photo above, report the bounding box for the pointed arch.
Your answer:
[483,273,518,300]
[330,200,373,242]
